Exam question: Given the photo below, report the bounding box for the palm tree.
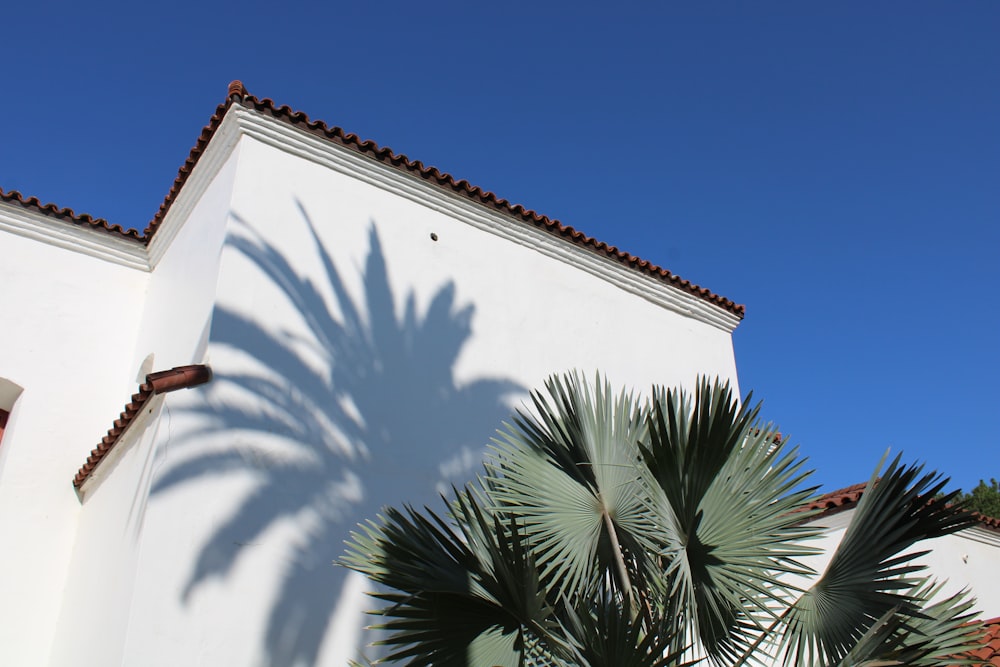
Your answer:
[342,373,984,666]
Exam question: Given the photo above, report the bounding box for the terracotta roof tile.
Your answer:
[949,618,1000,666]
[805,489,999,663]
[221,82,745,317]
[805,481,868,516]
[143,97,231,242]
[0,187,142,241]
[73,365,212,490]
[807,481,1000,532]
[2,81,744,318]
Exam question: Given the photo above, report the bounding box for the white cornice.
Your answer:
[805,507,1000,548]
[0,105,243,273]
[145,109,242,267]
[230,106,742,333]
[0,202,149,270]
[958,524,1000,549]
[0,104,742,332]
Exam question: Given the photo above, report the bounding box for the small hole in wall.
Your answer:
[430,233,438,241]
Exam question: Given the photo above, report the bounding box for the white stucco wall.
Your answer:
[0,213,149,665]
[3,103,996,667]
[45,145,242,667]
[115,116,742,667]
[804,509,1000,619]
[45,402,167,667]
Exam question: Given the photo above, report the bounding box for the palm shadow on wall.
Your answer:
[152,200,524,666]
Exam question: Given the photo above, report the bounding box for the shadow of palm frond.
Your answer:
[153,200,524,666]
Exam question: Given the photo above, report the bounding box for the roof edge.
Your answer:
[5,81,745,318]
[73,364,212,492]
[806,481,1000,533]
[218,81,745,318]
[0,187,143,242]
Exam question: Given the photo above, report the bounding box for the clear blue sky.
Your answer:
[3,2,997,492]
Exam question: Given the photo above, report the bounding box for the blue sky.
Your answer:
[3,2,997,492]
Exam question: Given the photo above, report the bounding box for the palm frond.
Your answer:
[343,373,983,666]
[558,592,697,667]
[641,378,820,663]
[487,372,660,612]
[340,489,567,665]
[779,453,978,666]
[830,579,983,667]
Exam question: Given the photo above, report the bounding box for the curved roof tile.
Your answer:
[4,81,744,317]
[807,481,1000,532]
[956,617,1000,666]
[73,365,212,490]
[0,187,141,241]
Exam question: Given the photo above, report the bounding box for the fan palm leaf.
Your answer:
[487,373,660,614]
[830,579,982,667]
[640,379,820,663]
[341,488,569,665]
[779,454,979,666]
[557,591,696,667]
[343,373,985,666]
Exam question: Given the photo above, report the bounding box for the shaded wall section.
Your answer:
[122,135,740,666]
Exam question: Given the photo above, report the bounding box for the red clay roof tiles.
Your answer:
[73,365,212,490]
[960,618,1000,666]
[0,187,142,241]
[808,481,1000,532]
[222,82,745,317]
[3,81,744,318]
[805,481,867,516]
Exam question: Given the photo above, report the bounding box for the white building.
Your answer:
[804,484,1000,665]
[0,81,994,666]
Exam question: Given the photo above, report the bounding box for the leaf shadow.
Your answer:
[152,200,524,665]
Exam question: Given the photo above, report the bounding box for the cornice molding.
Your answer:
[807,505,1000,547]
[230,106,742,333]
[0,200,149,270]
[145,107,243,267]
[959,524,1000,549]
[0,104,741,333]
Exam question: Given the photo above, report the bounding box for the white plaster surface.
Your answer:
[0,218,148,665]
[115,128,740,666]
[802,509,1000,618]
[2,108,991,667]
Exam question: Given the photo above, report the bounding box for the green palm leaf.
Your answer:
[342,373,983,666]
[558,592,697,667]
[831,579,982,666]
[640,378,820,663]
[340,489,566,665]
[487,373,660,613]
[779,454,978,666]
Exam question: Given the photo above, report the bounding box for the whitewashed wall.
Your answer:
[114,112,742,667]
[804,509,1000,618]
[44,146,242,667]
[0,212,149,666]
[46,402,167,667]
[4,103,994,667]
